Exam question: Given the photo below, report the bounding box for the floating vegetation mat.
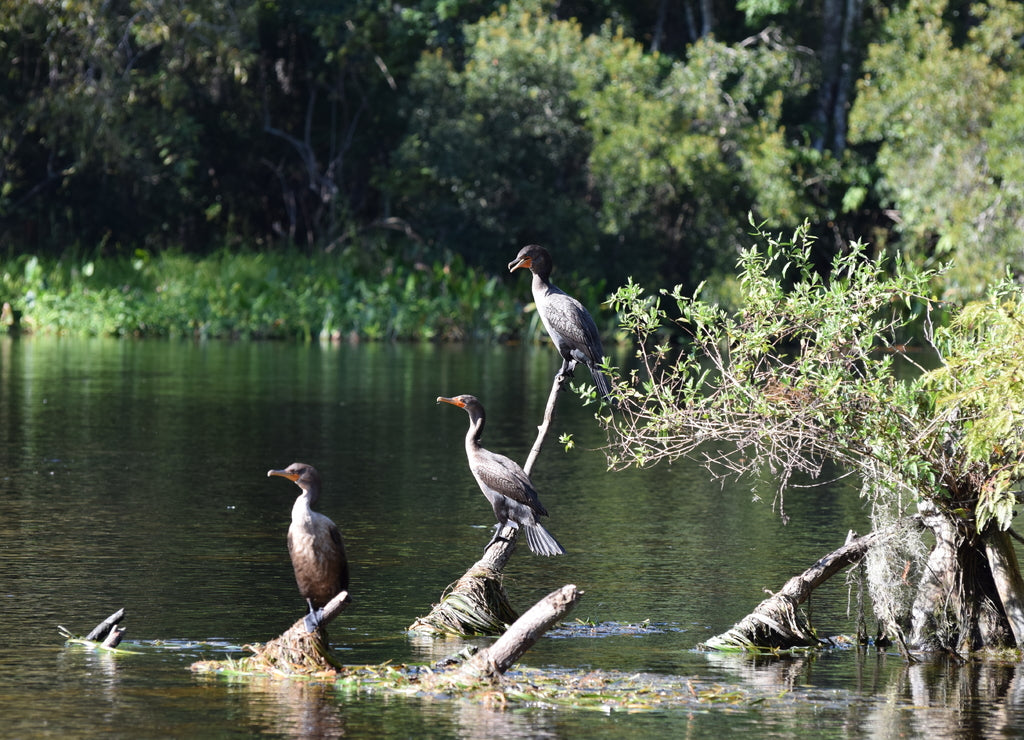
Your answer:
[546,619,680,639]
[191,657,769,712]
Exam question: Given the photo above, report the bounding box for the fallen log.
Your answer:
[58,608,130,652]
[702,529,889,651]
[456,584,581,682]
[409,374,564,636]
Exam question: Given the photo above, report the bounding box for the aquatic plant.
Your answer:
[0,246,610,342]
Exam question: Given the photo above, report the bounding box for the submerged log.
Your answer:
[456,584,581,682]
[242,590,351,673]
[702,529,886,651]
[85,608,126,644]
[409,375,564,637]
[58,608,129,651]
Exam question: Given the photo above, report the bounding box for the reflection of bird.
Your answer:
[267,463,349,632]
[509,244,612,400]
[437,394,565,556]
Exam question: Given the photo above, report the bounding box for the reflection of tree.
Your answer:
[705,650,1024,737]
[453,701,560,740]
[903,660,1024,738]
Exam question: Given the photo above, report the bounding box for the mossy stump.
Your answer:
[198,591,351,675]
[408,532,520,636]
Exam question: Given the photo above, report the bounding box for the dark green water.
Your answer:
[2,336,1023,738]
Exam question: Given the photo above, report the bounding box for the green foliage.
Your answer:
[0,0,259,251]
[383,6,599,266]
[385,3,827,289]
[1,0,1020,310]
[848,0,1024,299]
[0,247,520,341]
[920,284,1024,530]
[608,216,1024,536]
[606,221,936,506]
[581,28,818,284]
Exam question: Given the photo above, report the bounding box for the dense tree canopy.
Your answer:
[1,0,1022,299]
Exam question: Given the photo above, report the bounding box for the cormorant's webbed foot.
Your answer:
[485,523,512,550]
[556,359,578,389]
[303,601,325,633]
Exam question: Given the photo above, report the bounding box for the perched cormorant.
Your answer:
[437,394,565,556]
[267,463,349,632]
[508,244,612,400]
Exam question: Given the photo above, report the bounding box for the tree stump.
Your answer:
[242,590,351,673]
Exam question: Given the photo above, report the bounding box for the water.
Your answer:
[1,336,1023,738]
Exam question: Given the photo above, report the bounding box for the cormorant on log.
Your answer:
[267,463,350,632]
[437,394,565,556]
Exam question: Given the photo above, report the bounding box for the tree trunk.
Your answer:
[241,590,352,673]
[984,529,1024,645]
[812,0,863,153]
[908,501,1014,652]
[703,529,886,650]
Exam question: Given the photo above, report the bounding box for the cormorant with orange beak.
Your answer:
[437,394,565,556]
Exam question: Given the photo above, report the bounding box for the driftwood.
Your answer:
[456,584,581,681]
[408,373,565,636]
[85,607,126,647]
[241,590,352,673]
[702,529,888,651]
[58,608,127,649]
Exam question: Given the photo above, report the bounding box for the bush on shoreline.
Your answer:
[0,248,604,342]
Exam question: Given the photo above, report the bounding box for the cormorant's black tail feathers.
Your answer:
[525,523,566,556]
[589,363,613,402]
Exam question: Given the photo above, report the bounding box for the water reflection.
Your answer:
[2,336,1023,738]
[232,677,348,737]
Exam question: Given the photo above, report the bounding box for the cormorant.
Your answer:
[508,244,612,400]
[437,394,565,556]
[267,463,349,632]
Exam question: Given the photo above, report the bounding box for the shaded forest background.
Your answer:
[2,0,1023,303]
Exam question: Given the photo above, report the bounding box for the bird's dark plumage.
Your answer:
[508,244,612,400]
[437,394,565,556]
[267,462,349,632]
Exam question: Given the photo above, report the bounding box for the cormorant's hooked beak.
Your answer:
[508,256,531,272]
[436,396,466,409]
[267,469,300,481]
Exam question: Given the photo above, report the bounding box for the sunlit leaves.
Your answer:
[921,284,1024,530]
[604,220,946,516]
[848,0,1024,299]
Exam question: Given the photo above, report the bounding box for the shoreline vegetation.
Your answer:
[0,248,612,343]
